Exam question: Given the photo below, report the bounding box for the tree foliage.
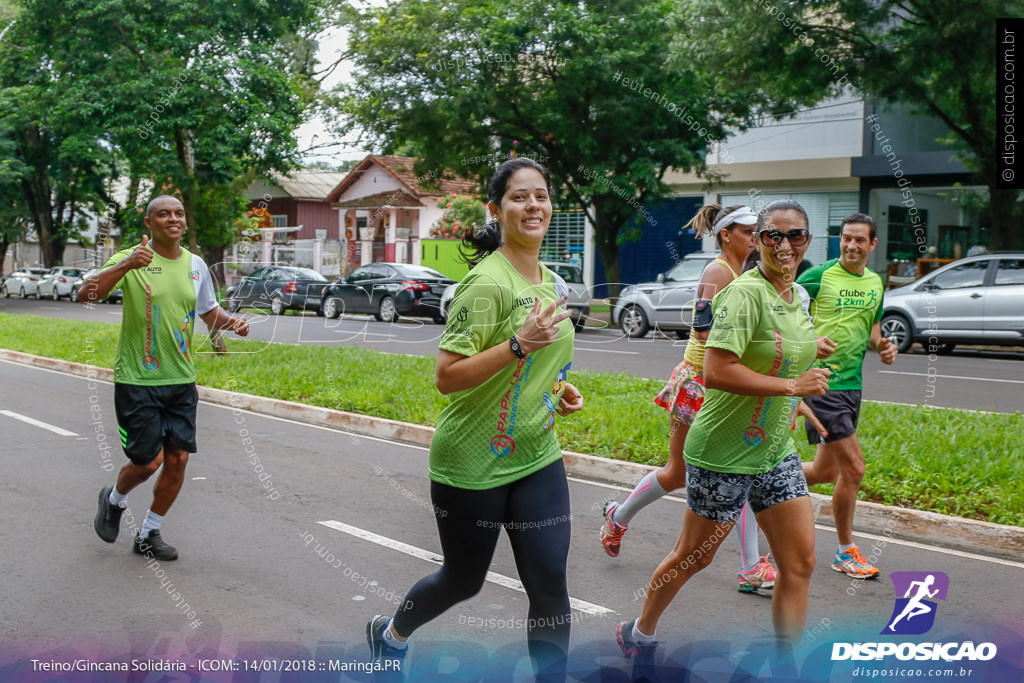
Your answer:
[682,0,1024,249]
[333,0,767,294]
[1,0,326,267]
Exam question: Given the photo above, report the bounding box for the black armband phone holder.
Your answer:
[692,299,714,332]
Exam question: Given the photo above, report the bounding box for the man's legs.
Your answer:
[150,443,189,516]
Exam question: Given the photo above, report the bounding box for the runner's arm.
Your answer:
[77,237,152,303]
[692,262,736,343]
[705,347,830,398]
[199,307,249,336]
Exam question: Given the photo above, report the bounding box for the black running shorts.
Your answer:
[114,383,199,465]
[803,389,862,445]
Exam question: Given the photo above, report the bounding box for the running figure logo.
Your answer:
[881,571,949,635]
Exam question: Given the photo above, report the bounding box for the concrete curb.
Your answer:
[4,348,1022,562]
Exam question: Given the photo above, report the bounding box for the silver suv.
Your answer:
[611,252,719,338]
[880,252,1024,354]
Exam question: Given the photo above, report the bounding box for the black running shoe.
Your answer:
[94,486,124,543]
[366,614,406,680]
[133,530,178,561]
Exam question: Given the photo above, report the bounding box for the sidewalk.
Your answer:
[4,347,1022,562]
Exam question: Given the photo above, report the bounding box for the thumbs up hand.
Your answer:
[127,235,154,270]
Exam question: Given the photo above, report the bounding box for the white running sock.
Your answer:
[140,510,164,539]
[839,543,856,554]
[108,487,128,508]
[735,502,760,571]
[613,472,669,526]
[632,620,656,644]
[383,619,408,650]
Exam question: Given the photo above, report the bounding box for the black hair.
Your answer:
[841,212,878,241]
[146,194,183,218]
[684,203,747,248]
[461,157,552,268]
[756,199,809,231]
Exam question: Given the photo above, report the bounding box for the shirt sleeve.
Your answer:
[874,289,885,323]
[190,253,219,316]
[704,280,760,358]
[100,248,133,291]
[796,261,827,300]
[438,270,511,357]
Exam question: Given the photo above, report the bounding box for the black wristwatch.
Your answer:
[509,335,526,359]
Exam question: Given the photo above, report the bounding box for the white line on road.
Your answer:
[878,370,1024,385]
[317,520,615,616]
[574,347,640,355]
[0,409,79,437]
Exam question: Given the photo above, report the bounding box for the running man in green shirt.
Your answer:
[80,195,249,561]
[797,213,898,579]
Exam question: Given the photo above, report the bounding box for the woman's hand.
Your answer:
[516,296,570,354]
[794,400,828,438]
[557,382,584,415]
[787,367,831,398]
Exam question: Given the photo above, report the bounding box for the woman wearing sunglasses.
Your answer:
[617,199,831,675]
[601,204,784,592]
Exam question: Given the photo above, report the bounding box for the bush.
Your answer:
[429,194,486,239]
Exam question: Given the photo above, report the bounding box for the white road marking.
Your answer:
[878,370,1024,385]
[0,409,79,437]
[317,520,615,616]
[574,347,640,355]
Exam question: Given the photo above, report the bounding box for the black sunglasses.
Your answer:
[758,228,811,247]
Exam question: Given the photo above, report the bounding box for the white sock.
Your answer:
[839,543,856,554]
[632,620,655,644]
[108,487,128,508]
[735,502,760,571]
[382,619,408,650]
[613,471,669,526]
[140,510,164,539]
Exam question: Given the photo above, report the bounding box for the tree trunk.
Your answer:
[987,186,1023,251]
[593,216,622,301]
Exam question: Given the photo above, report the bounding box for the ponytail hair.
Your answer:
[684,203,747,248]
[461,157,552,268]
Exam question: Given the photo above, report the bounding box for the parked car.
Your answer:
[321,263,455,323]
[38,267,85,300]
[880,252,1024,354]
[611,251,720,338]
[2,267,49,298]
[74,268,123,303]
[439,261,591,330]
[226,265,329,315]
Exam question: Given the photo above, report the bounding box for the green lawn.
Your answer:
[2,312,1021,526]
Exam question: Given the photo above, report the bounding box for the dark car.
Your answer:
[321,263,455,323]
[226,265,329,315]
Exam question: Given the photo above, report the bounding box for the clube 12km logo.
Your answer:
[832,571,997,663]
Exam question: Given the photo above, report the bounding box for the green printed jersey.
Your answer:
[430,251,575,490]
[797,258,884,390]
[103,245,218,386]
[684,269,818,474]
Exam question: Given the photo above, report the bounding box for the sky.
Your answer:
[294,26,369,167]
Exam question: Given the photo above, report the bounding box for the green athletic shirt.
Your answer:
[430,251,575,490]
[797,258,884,391]
[684,269,818,474]
[103,244,218,386]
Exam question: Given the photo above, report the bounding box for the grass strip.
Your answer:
[2,312,1021,526]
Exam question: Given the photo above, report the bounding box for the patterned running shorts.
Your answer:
[653,360,705,425]
[685,453,809,523]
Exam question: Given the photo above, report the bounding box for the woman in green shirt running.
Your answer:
[617,199,832,675]
[367,158,584,681]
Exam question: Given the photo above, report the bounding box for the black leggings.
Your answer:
[391,459,572,674]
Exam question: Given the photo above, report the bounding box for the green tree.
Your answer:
[684,0,1024,249]
[333,0,761,295]
[3,0,325,269]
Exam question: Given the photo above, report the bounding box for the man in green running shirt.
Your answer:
[798,213,898,579]
[79,195,249,561]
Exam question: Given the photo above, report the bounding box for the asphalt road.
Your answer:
[0,361,1022,681]
[3,297,1024,414]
